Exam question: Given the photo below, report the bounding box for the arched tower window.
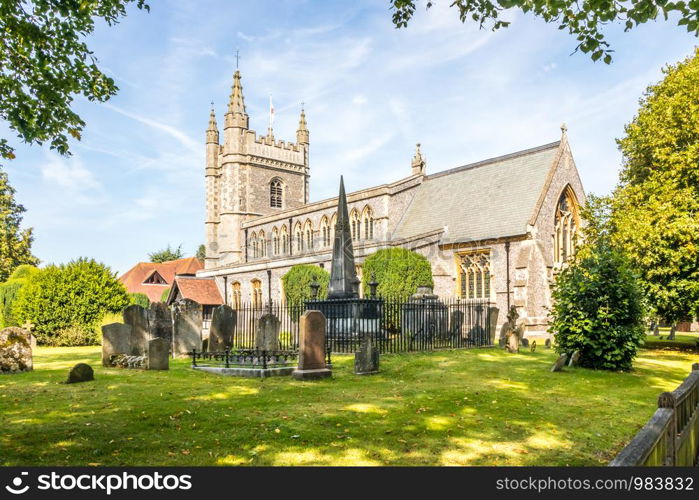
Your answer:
[304,220,313,251]
[320,216,330,247]
[270,179,283,208]
[362,206,374,240]
[458,251,491,300]
[231,282,241,310]
[554,186,580,267]
[350,209,360,241]
[251,279,263,309]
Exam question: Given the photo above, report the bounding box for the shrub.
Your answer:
[282,265,330,305]
[49,325,99,347]
[362,248,432,298]
[0,265,40,328]
[14,258,129,345]
[129,292,150,308]
[549,197,645,371]
[160,287,171,302]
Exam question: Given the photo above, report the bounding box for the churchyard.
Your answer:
[0,345,695,466]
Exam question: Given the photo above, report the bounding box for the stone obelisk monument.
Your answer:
[328,176,360,298]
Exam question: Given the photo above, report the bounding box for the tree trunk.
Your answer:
[668,324,676,340]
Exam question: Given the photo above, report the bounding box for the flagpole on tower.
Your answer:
[268,94,274,138]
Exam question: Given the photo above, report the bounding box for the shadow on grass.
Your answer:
[0,346,696,466]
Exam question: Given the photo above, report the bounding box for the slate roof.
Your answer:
[169,277,224,306]
[119,257,203,303]
[392,142,560,244]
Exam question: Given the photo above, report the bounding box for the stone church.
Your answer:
[196,69,586,337]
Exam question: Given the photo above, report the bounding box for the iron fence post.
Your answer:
[191,348,197,367]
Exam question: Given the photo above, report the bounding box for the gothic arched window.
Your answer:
[231,282,241,310]
[270,179,283,208]
[304,220,313,251]
[251,279,263,309]
[250,232,258,259]
[330,213,337,243]
[272,227,279,256]
[554,187,580,266]
[350,209,360,241]
[280,225,289,255]
[320,216,330,247]
[362,206,374,240]
[259,230,266,258]
[458,251,491,300]
[294,222,304,253]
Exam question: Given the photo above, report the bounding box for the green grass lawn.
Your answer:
[644,330,699,350]
[0,346,696,466]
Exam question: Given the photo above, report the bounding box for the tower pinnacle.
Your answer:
[411,143,426,176]
[225,70,249,129]
[206,104,219,144]
[296,105,309,145]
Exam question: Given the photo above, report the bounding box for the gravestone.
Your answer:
[292,310,331,380]
[0,327,32,373]
[147,338,169,370]
[568,350,581,367]
[545,338,552,349]
[123,305,150,356]
[354,336,379,375]
[172,299,202,357]
[530,340,537,352]
[101,323,132,367]
[488,306,499,345]
[148,302,173,343]
[521,338,529,348]
[67,363,94,383]
[256,313,280,351]
[550,354,568,372]
[449,310,463,339]
[209,305,236,351]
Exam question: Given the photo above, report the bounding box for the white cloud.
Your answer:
[41,153,101,195]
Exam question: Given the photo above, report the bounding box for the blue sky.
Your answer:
[2,1,697,275]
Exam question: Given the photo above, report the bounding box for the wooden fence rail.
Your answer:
[610,363,699,466]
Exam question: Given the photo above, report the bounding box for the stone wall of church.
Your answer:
[244,162,307,216]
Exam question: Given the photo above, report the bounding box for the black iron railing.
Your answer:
[191,348,298,369]
[222,297,495,354]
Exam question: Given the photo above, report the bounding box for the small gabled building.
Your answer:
[119,257,203,303]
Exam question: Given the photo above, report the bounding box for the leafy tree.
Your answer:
[0,264,39,327]
[196,244,206,261]
[282,264,330,306]
[148,244,183,263]
[0,168,39,281]
[389,0,698,63]
[361,248,432,298]
[128,292,150,308]
[14,257,129,345]
[0,0,149,160]
[549,195,645,371]
[610,49,699,338]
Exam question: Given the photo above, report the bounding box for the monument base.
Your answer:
[193,366,294,378]
[292,368,332,380]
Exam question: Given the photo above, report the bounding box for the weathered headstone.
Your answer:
[354,336,379,375]
[568,350,581,367]
[147,338,169,370]
[123,304,150,356]
[0,327,32,373]
[449,310,464,339]
[101,323,132,367]
[521,338,529,348]
[172,298,202,357]
[488,306,499,345]
[148,302,173,343]
[292,310,331,380]
[210,305,236,351]
[550,354,568,372]
[256,313,280,351]
[545,338,552,349]
[67,363,94,383]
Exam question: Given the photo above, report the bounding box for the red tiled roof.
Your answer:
[170,277,223,306]
[119,257,203,303]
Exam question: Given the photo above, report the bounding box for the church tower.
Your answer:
[205,69,310,269]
